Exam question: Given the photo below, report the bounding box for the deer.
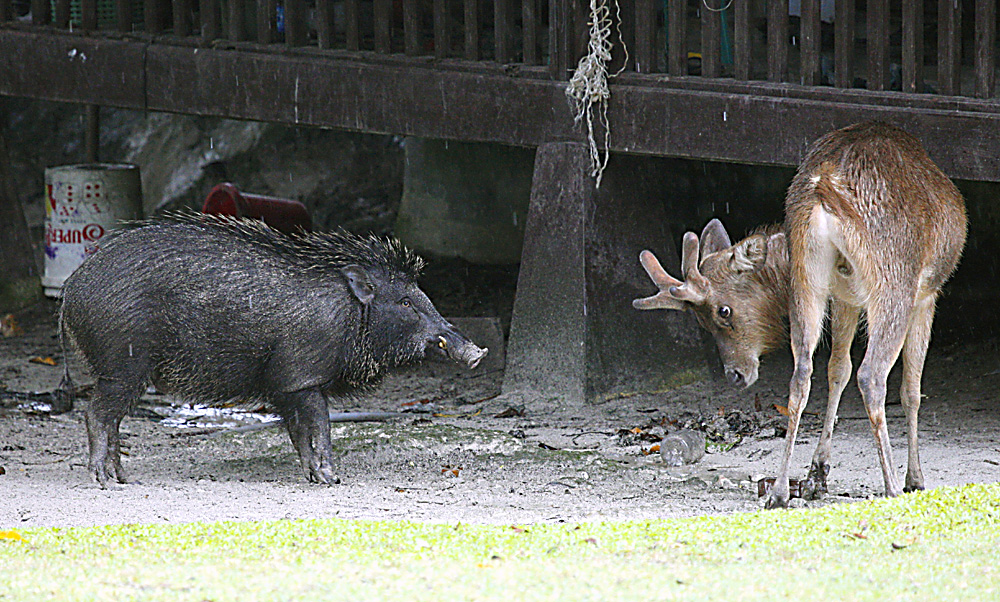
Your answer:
[633,121,968,509]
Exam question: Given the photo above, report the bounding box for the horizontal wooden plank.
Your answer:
[2,29,1000,182]
[0,30,146,107]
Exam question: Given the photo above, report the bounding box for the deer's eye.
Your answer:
[718,305,732,320]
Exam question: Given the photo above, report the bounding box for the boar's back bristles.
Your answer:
[158,212,425,280]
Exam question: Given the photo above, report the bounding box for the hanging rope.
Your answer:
[565,0,627,188]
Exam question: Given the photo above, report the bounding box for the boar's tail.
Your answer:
[53,305,75,414]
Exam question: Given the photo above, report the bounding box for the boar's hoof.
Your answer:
[307,459,340,485]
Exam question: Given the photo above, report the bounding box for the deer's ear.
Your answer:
[731,236,769,272]
[765,232,787,268]
[700,218,732,257]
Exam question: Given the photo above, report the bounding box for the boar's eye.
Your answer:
[400,297,413,309]
[718,305,732,320]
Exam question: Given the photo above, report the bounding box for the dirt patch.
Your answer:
[2,299,998,528]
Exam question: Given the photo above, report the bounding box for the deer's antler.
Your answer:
[632,232,710,310]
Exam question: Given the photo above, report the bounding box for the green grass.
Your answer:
[2,483,999,601]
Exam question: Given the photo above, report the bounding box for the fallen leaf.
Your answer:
[29,356,58,366]
[510,526,527,533]
[1,314,23,338]
[773,404,790,417]
[0,530,25,542]
[583,537,597,545]
[630,427,643,434]
[0,466,5,475]
[641,444,661,455]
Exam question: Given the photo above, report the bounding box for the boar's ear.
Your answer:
[700,218,732,258]
[342,265,375,306]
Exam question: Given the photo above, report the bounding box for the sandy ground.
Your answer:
[2,299,999,528]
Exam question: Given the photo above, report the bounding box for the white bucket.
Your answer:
[42,164,143,297]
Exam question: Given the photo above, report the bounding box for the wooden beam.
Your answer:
[767,0,788,82]
[834,0,853,88]
[938,0,962,96]
[800,0,820,85]
[7,29,1000,182]
[976,0,996,98]
[85,104,99,162]
[901,1,923,93]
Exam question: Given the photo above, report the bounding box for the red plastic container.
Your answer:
[202,183,312,234]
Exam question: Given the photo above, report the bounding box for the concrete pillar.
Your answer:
[502,142,712,409]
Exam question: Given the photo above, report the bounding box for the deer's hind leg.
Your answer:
[808,298,860,494]
[899,293,937,492]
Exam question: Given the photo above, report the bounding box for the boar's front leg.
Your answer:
[278,389,340,485]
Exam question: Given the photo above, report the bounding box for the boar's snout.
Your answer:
[431,325,488,369]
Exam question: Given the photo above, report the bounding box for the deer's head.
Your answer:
[633,219,790,388]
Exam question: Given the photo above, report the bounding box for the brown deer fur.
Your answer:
[634,122,967,508]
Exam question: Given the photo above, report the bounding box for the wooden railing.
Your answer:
[3,0,997,99]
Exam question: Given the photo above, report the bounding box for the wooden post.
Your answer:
[867,0,889,90]
[767,0,788,82]
[938,0,962,96]
[202,0,220,43]
[375,0,391,53]
[117,0,133,31]
[316,0,335,48]
[285,0,307,46]
[548,0,572,79]
[800,0,821,85]
[54,0,70,27]
[975,0,996,98]
[522,0,537,65]
[901,1,924,93]
[464,0,479,60]
[634,0,655,73]
[494,0,512,63]
[229,0,247,40]
[435,0,450,58]
[82,0,97,29]
[834,0,853,88]
[733,0,749,80]
[31,0,50,25]
[345,0,359,50]
[404,0,420,55]
[667,0,685,76]
[701,0,721,77]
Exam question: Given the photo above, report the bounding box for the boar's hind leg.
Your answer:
[278,390,339,485]
[86,377,139,488]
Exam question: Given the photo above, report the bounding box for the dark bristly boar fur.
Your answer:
[634,122,967,508]
[61,214,487,488]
